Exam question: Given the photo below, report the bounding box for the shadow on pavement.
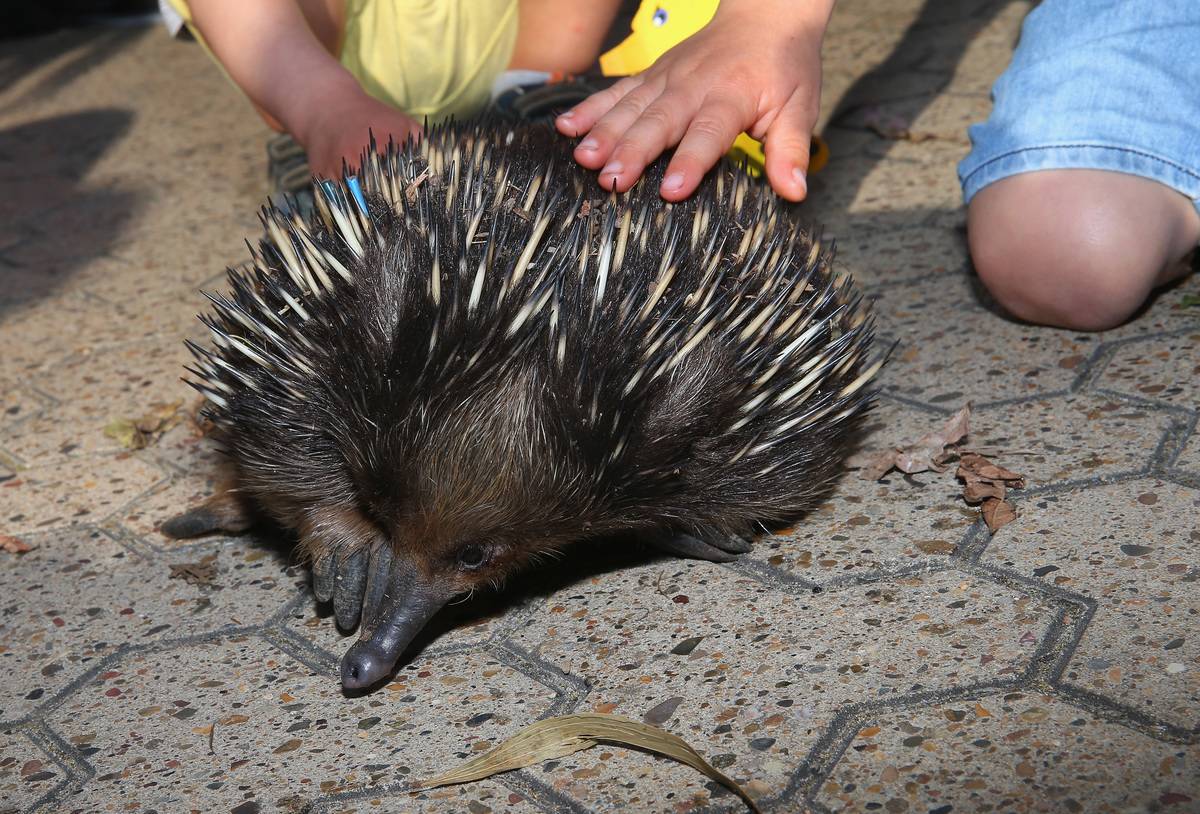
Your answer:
[0,107,138,316]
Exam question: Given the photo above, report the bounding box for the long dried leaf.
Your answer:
[417,713,762,813]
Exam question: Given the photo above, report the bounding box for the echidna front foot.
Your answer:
[160,489,255,539]
[648,530,753,563]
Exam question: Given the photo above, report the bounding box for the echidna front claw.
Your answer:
[311,554,336,603]
[333,549,368,630]
[648,530,752,563]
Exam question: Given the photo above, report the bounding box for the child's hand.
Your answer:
[555,0,833,202]
[295,90,423,179]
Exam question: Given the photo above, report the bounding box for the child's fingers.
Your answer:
[595,91,694,192]
[659,96,749,201]
[570,78,665,172]
[555,75,644,139]
[762,89,816,202]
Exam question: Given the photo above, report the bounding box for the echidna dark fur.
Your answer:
[175,118,883,690]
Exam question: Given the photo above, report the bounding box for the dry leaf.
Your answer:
[861,106,938,142]
[104,399,185,450]
[404,168,430,204]
[956,451,1025,533]
[980,497,1018,532]
[104,418,145,450]
[961,480,1006,503]
[137,399,185,435]
[861,403,972,480]
[0,534,34,554]
[169,553,219,586]
[957,453,1025,486]
[416,713,762,813]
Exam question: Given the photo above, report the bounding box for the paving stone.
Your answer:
[0,378,47,432]
[0,527,305,721]
[818,692,1200,813]
[749,399,978,583]
[1,454,164,535]
[509,562,1054,810]
[50,638,557,813]
[0,293,117,382]
[1175,425,1200,475]
[968,395,1173,486]
[984,479,1200,728]
[920,1,1030,92]
[0,727,63,810]
[874,273,1096,406]
[107,420,233,551]
[835,223,969,289]
[2,339,197,465]
[315,781,544,813]
[1096,332,1200,409]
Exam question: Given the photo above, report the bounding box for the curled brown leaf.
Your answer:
[861,403,971,480]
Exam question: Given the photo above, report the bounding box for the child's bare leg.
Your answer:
[510,0,623,74]
[968,169,1200,331]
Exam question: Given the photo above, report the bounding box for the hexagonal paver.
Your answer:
[1096,275,1200,342]
[315,781,545,814]
[51,637,557,813]
[984,479,1200,727]
[0,528,305,721]
[1175,425,1200,475]
[834,223,969,290]
[1,453,164,535]
[0,727,63,811]
[874,274,1098,406]
[1097,332,1200,409]
[818,692,1200,813]
[968,395,1175,486]
[0,379,47,433]
[108,426,232,551]
[508,561,1055,810]
[1,339,196,465]
[0,294,117,382]
[748,399,978,583]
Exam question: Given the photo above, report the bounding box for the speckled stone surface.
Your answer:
[2,1,1198,812]
[746,400,979,585]
[50,639,557,813]
[983,480,1200,729]
[0,728,64,812]
[0,527,306,722]
[819,693,1200,813]
[1096,332,1200,409]
[508,563,1054,810]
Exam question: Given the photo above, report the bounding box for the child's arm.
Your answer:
[187,0,421,178]
[555,0,835,202]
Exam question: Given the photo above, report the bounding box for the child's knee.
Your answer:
[967,171,1190,331]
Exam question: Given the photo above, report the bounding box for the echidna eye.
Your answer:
[652,7,668,26]
[456,544,489,570]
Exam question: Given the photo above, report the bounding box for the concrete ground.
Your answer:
[1,1,1198,812]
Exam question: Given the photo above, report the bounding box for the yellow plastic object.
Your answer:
[599,0,826,177]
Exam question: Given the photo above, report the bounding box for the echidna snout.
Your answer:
[171,120,882,690]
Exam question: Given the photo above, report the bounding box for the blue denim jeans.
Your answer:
[958,0,1200,216]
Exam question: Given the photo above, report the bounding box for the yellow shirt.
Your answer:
[166,0,518,123]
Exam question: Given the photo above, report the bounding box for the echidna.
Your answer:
[168,119,882,690]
